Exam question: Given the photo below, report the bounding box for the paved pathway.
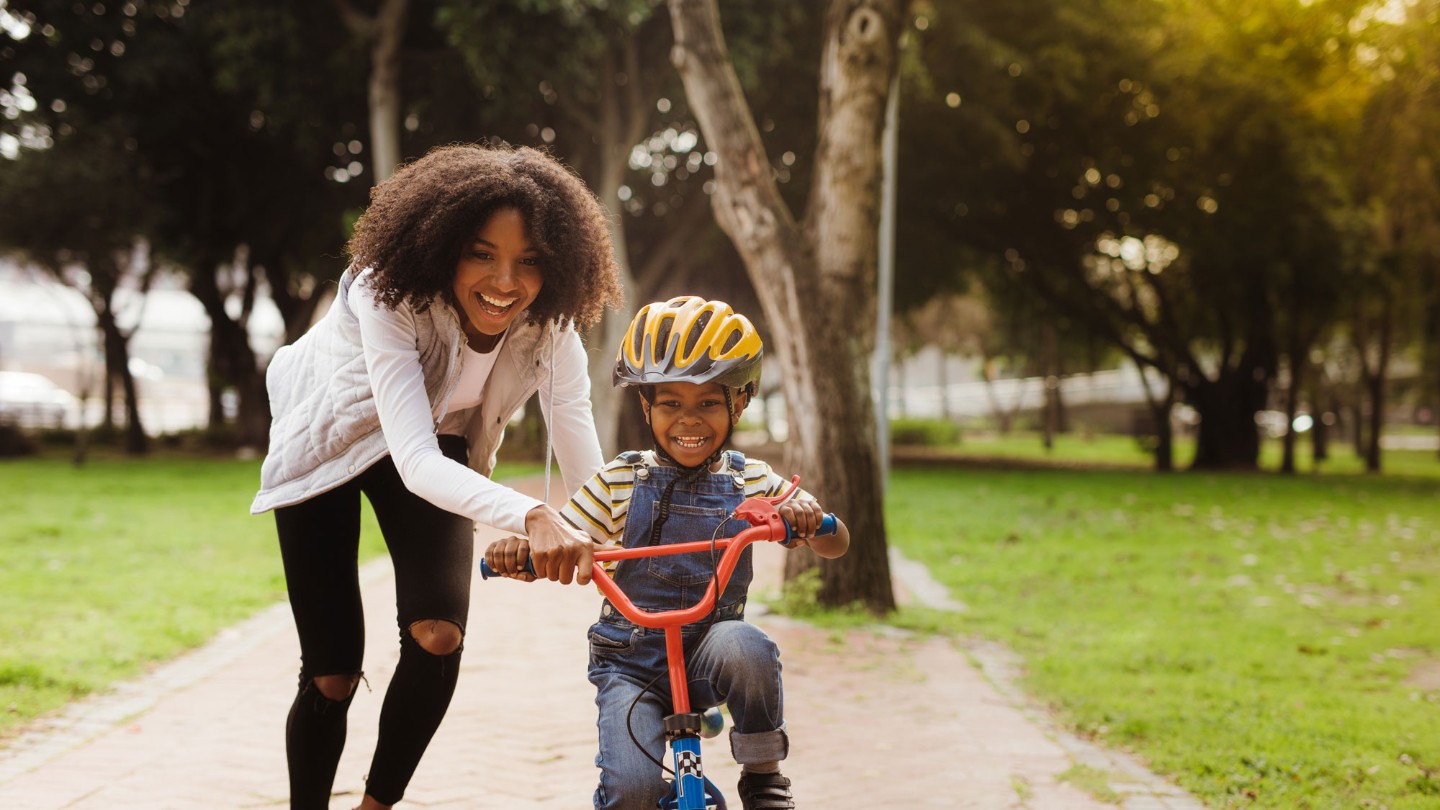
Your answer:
[0,480,1205,809]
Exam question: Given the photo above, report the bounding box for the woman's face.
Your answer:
[452,207,543,343]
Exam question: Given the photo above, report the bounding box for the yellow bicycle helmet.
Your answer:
[614,296,763,394]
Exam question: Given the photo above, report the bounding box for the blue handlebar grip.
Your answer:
[781,513,838,547]
[479,556,535,579]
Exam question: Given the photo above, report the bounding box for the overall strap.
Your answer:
[725,449,746,472]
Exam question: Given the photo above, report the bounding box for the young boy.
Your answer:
[485,296,849,810]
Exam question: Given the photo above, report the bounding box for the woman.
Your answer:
[250,143,623,809]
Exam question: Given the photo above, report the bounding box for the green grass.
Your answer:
[885,465,1440,809]
[0,449,541,740]
[917,429,1440,478]
[917,430,1188,467]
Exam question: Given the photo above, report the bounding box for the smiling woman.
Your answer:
[450,208,543,353]
[248,142,622,810]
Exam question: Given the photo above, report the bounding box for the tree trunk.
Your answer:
[1041,324,1058,451]
[100,339,118,433]
[335,0,409,183]
[1153,393,1175,472]
[369,0,407,182]
[1363,326,1391,474]
[191,259,270,448]
[263,256,329,348]
[82,254,147,452]
[1134,360,1175,472]
[1186,366,1265,470]
[1311,413,1328,464]
[938,350,951,422]
[96,308,147,455]
[580,44,649,459]
[981,360,1024,435]
[1041,378,1056,451]
[668,0,901,613]
[1280,358,1301,475]
[1354,293,1393,474]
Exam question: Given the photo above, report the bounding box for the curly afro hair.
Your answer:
[347,142,623,330]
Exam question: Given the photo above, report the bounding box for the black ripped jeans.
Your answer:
[275,435,474,808]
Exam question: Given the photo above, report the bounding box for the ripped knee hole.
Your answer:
[312,672,360,702]
[408,618,464,656]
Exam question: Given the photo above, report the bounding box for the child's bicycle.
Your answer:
[480,478,836,810]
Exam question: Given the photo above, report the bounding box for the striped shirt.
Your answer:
[560,450,813,573]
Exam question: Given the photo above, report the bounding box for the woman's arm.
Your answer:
[540,326,606,494]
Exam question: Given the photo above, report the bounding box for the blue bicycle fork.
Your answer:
[661,716,726,810]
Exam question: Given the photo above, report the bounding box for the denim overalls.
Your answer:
[587,451,788,810]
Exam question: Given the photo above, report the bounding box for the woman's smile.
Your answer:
[452,207,543,345]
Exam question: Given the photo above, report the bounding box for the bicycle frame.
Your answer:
[586,485,799,810]
[482,477,828,810]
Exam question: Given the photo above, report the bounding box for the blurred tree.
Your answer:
[333,0,409,182]
[434,0,824,456]
[436,0,679,456]
[0,1,167,454]
[667,0,903,612]
[197,0,370,345]
[1352,0,1440,472]
[0,123,154,455]
[903,0,1370,471]
[162,0,372,445]
[1,0,374,447]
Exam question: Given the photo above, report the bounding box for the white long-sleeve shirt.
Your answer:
[252,266,603,534]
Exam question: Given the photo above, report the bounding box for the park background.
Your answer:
[2,1,1439,807]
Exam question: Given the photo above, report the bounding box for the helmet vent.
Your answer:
[684,311,712,357]
[629,317,647,355]
[612,296,762,390]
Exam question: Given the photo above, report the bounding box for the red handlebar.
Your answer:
[589,479,801,630]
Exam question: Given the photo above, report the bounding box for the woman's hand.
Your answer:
[523,505,595,585]
[484,536,537,582]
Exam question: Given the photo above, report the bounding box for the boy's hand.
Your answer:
[777,499,850,560]
[484,536,537,582]
[777,499,825,546]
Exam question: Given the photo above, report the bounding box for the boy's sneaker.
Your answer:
[736,770,795,809]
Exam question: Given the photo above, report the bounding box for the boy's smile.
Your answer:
[643,381,745,468]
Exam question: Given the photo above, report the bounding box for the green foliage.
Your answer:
[888,417,961,447]
[886,465,1440,808]
[896,0,1425,469]
[768,566,879,628]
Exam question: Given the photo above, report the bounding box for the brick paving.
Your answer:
[0,479,1205,809]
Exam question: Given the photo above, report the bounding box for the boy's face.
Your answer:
[643,381,747,467]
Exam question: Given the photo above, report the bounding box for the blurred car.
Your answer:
[0,370,79,429]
